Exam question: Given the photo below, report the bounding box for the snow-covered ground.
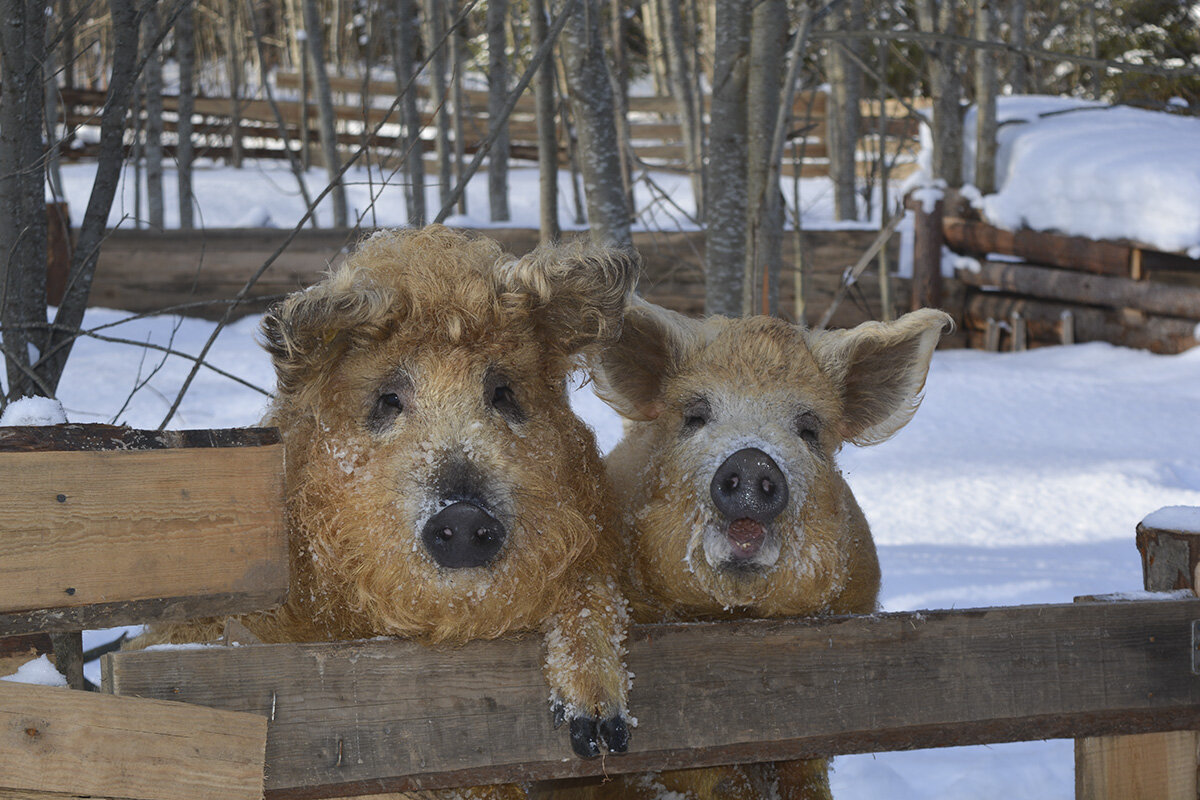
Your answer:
[23,102,1200,795]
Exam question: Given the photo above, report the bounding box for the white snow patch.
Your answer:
[1142,505,1200,534]
[1,655,68,687]
[1,396,67,426]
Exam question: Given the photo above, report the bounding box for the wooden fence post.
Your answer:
[911,194,943,310]
[1075,511,1200,800]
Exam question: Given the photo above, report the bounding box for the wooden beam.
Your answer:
[104,599,1200,799]
[0,425,287,635]
[959,260,1200,320]
[0,681,266,800]
[943,217,1135,277]
[963,293,1198,354]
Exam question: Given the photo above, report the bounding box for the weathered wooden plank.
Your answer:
[944,217,1136,277]
[104,600,1200,799]
[0,428,287,635]
[964,292,1198,354]
[960,260,1200,320]
[0,681,266,800]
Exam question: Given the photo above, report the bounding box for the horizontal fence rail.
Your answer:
[105,597,1200,799]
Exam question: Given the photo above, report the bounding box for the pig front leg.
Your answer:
[542,573,632,758]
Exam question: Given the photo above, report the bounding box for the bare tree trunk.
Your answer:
[642,0,669,95]
[555,0,631,247]
[450,0,467,216]
[487,0,511,222]
[824,0,863,221]
[225,0,244,168]
[532,0,560,241]
[44,9,64,204]
[143,3,164,229]
[744,0,786,317]
[917,0,963,187]
[1009,0,1027,94]
[974,0,998,194]
[177,0,196,229]
[705,0,750,316]
[43,0,141,395]
[662,0,704,218]
[302,0,349,227]
[390,0,426,225]
[607,0,634,216]
[299,31,312,170]
[423,0,453,209]
[0,0,49,400]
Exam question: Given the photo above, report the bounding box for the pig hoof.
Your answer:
[568,716,602,758]
[599,714,630,754]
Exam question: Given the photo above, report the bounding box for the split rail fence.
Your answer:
[2,423,1199,799]
[59,73,925,180]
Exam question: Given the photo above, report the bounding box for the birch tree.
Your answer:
[302,0,349,226]
[423,0,453,210]
[662,0,704,217]
[177,0,197,229]
[532,0,560,241]
[823,0,864,221]
[705,0,750,316]
[487,0,512,221]
[144,3,165,228]
[390,0,426,226]
[916,0,964,187]
[974,0,998,194]
[554,0,631,247]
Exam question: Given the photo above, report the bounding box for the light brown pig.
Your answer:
[584,300,951,800]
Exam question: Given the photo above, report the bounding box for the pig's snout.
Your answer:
[422,501,507,568]
[710,448,788,523]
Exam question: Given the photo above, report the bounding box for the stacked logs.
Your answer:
[944,213,1200,354]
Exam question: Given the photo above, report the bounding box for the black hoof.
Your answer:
[569,716,601,759]
[600,715,629,754]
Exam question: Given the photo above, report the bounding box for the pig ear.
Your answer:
[497,240,641,357]
[590,297,700,421]
[260,278,395,398]
[805,309,952,446]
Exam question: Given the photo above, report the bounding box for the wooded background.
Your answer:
[0,0,1197,414]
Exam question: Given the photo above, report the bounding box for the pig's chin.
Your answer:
[702,518,782,574]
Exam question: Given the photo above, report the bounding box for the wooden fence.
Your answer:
[2,423,1200,799]
[933,195,1200,354]
[60,73,925,180]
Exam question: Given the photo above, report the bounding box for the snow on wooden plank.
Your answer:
[104,600,1200,799]
[0,426,287,635]
[0,681,266,800]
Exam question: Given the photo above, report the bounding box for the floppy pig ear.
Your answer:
[260,280,395,397]
[590,296,700,421]
[805,309,952,446]
[498,240,640,357]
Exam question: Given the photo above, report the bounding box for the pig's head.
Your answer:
[260,226,638,643]
[592,300,951,618]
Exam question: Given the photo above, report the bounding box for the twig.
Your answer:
[815,210,906,331]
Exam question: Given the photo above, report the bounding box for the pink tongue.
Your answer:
[727,518,766,556]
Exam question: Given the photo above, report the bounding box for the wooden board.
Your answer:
[0,680,266,800]
[0,426,287,635]
[960,260,1200,320]
[104,599,1200,799]
[1076,731,1200,800]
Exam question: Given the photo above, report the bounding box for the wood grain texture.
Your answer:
[104,599,1200,799]
[0,681,266,800]
[0,437,287,635]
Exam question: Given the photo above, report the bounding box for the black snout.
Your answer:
[710,447,788,523]
[421,501,507,568]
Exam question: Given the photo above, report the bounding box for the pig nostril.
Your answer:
[437,528,454,542]
[725,475,739,491]
[762,478,774,494]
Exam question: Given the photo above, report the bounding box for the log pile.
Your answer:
[945,214,1200,354]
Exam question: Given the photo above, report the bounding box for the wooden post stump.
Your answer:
[1075,508,1200,800]
[911,194,944,310]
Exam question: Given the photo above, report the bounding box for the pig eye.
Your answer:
[489,382,526,424]
[794,411,820,447]
[681,397,712,434]
[367,373,413,433]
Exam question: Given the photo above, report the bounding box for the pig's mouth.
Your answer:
[725,518,767,561]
